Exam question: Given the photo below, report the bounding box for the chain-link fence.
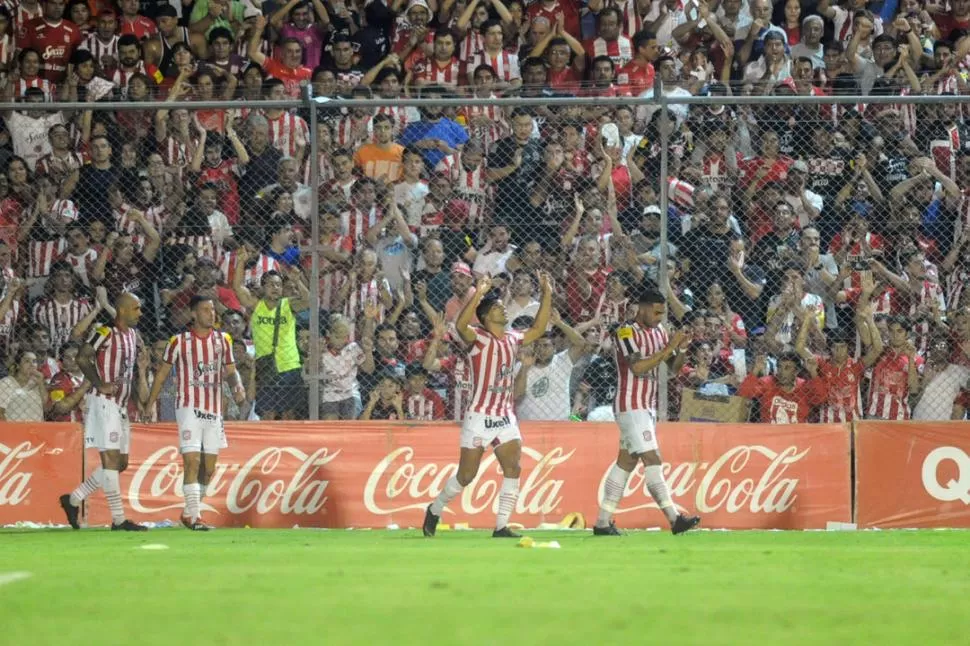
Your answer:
[0,90,968,425]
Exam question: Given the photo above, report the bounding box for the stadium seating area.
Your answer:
[0,0,968,424]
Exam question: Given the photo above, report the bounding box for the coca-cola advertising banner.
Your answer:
[856,422,970,528]
[80,422,852,530]
[0,423,83,525]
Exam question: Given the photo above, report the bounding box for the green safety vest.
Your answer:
[251,298,301,373]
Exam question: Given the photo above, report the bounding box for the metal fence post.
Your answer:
[657,78,670,422]
[306,85,320,421]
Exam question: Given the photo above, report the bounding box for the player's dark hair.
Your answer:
[189,295,214,311]
[637,287,666,305]
[476,289,502,323]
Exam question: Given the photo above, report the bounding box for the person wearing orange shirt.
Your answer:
[354,113,405,181]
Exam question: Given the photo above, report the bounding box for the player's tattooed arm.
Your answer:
[77,342,109,394]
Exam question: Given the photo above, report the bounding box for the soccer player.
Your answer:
[59,293,147,531]
[594,288,700,536]
[423,272,552,538]
[143,296,246,531]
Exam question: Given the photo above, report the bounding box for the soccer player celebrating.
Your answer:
[59,293,147,531]
[594,288,700,536]
[423,272,552,538]
[143,296,246,531]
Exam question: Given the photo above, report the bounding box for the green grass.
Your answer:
[2,529,970,646]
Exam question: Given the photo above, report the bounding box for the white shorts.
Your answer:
[175,408,228,455]
[459,412,522,450]
[616,409,658,455]
[84,394,131,454]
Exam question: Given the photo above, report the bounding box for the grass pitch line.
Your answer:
[139,544,170,551]
[0,571,32,588]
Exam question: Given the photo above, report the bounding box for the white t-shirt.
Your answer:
[320,342,365,403]
[6,111,65,171]
[472,245,516,278]
[913,364,970,421]
[515,351,574,421]
[0,376,44,421]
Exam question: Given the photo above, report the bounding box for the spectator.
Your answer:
[514,310,588,420]
[0,349,48,421]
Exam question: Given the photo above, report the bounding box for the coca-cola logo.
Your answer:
[0,441,43,506]
[364,446,575,515]
[600,445,810,515]
[128,445,340,515]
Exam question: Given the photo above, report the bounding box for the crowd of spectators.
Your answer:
[0,0,968,424]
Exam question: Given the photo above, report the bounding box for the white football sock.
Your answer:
[596,464,631,527]
[644,464,678,524]
[429,476,463,516]
[183,483,201,524]
[69,468,103,507]
[495,477,519,530]
[102,469,126,525]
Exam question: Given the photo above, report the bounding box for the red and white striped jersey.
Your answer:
[333,114,373,148]
[375,105,409,137]
[47,369,84,422]
[88,323,139,409]
[27,238,67,279]
[908,278,946,355]
[35,150,86,183]
[460,96,508,151]
[0,297,20,356]
[115,204,165,251]
[159,135,196,169]
[466,327,524,417]
[866,349,922,420]
[266,111,310,159]
[614,321,668,413]
[220,250,280,288]
[341,204,382,248]
[80,33,118,68]
[584,36,633,66]
[930,124,964,181]
[457,30,484,61]
[464,50,520,83]
[945,264,970,311]
[322,177,356,205]
[301,232,352,310]
[303,150,335,186]
[33,296,93,356]
[406,387,446,420]
[817,356,864,423]
[14,75,54,101]
[60,248,98,287]
[168,234,221,264]
[9,1,42,34]
[110,62,148,94]
[439,352,473,420]
[163,328,235,416]
[344,276,389,324]
[412,56,461,88]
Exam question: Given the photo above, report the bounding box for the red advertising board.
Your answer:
[82,422,852,530]
[0,423,84,525]
[856,421,970,528]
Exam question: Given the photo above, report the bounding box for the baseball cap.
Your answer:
[451,261,472,276]
[600,123,621,148]
[642,205,662,216]
[791,160,809,173]
[407,0,431,12]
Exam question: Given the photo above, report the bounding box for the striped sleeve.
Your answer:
[615,325,638,360]
[162,334,180,365]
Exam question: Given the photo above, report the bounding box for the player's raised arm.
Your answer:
[456,275,491,343]
[522,271,553,345]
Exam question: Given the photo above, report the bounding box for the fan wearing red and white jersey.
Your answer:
[597,287,700,536]
[866,315,924,420]
[423,272,553,539]
[144,295,246,531]
[60,293,147,532]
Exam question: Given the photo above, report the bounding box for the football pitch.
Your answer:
[2,529,969,645]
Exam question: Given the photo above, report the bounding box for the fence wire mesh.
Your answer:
[0,1,966,426]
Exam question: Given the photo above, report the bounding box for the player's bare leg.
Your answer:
[593,449,638,535]
[102,449,147,531]
[181,451,208,531]
[640,449,700,535]
[491,439,522,538]
[424,447,484,537]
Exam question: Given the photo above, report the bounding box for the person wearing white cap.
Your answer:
[791,14,825,69]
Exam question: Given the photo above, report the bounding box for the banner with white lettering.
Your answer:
[856,422,970,528]
[83,422,851,530]
[0,423,83,525]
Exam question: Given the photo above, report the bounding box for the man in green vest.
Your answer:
[232,248,310,419]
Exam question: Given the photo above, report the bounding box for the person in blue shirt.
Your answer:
[398,85,469,169]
